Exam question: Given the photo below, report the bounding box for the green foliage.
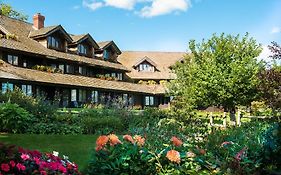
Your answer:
[0,3,28,21]
[0,103,33,133]
[169,33,264,113]
[79,108,132,134]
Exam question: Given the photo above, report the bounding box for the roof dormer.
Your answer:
[29,24,72,52]
[133,56,159,72]
[96,41,122,62]
[68,34,99,58]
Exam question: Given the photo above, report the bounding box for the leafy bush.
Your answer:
[0,143,81,174]
[0,103,33,133]
[28,122,83,135]
[79,108,134,134]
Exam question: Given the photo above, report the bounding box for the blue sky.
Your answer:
[2,0,281,56]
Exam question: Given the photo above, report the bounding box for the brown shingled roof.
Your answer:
[0,63,165,94]
[97,41,122,55]
[70,34,99,49]
[0,15,129,72]
[118,51,185,80]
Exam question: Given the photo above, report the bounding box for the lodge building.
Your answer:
[0,13,184,108]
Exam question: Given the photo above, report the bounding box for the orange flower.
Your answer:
[123,135,134,144]
[108,134,122,146]
[166,150,181,164]
[95,135,109,152]
[199,149,206,155]
[171,136,183,147]
[96,135,109,147]
[134,135,145,146]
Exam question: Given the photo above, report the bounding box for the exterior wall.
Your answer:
[38,39,47,48]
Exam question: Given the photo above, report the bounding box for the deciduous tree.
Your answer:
[0,3,28,21]
[169,33,263,114]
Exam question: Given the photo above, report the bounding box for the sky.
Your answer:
[1,0,281,59]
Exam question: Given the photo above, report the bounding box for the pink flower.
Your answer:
[33,157,40,165]
[40,170,47,175]
[221,141,233,147]
[235,147,247,161]
[1,163,10,172]
[16,163,26,171]
[21,153,30,161]
[58,165,67,173]
[9,160,16,168]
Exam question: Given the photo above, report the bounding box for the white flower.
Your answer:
[63,155,69,160]
[53,151,59,157]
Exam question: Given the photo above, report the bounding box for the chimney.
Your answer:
[33,13,45,30]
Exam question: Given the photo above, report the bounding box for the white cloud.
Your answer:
[257,45,272,63]
[83,0,104,11]
[139,0,191,18]
[82,0,191,17]
[271,27,280,34]
[104,0,137,10]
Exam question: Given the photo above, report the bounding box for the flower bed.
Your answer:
[0,143,81,175]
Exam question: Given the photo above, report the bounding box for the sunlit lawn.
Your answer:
[0,134,97,171]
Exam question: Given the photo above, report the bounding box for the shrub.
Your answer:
[0,143,81,174]
[0,103,33,133]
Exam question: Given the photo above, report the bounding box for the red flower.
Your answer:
[123,135,135,144]
[34,157,40,165]
[166,150,181,164]
[1,163,10,172]
[21,153,30,161]
[9,160,16,168]
[16,163,26,171]
[171,136,183,147]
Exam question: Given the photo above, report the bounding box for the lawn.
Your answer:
[0,134,97,171]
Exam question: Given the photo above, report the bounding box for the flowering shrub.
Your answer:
[87,134,209,175]
[0,143,81,175]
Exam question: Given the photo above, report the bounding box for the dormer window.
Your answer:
[139,63,155,72]
[47,36,61,50]
[133,57,158,73]
[78,44,87,55]
[104,50,109,60]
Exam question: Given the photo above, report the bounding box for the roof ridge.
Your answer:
[122,50,186,53]
[0,14,32,25]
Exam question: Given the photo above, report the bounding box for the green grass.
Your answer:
[0,134,97,171]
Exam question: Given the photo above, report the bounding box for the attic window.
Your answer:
[47,36,64,51]
[78,44,87,55]
[138,63,155,72]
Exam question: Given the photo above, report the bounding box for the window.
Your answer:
[47,36,61,49]
[59,64,65,73]
[91,90,98,103]
[145,96,154,106]
[66,65,74,74]
[21,85,32,96]
[7,55,18,66]
[104,50,109,60]
[78,44,87,55]
[78,89,87,102]
[79,66,86,75]
[139,63,154,72]
[71,89,77,102]
[117,73,123,80]
[1,83,13,94]
[111,73,116,78]
[51,64,57,69]
[23,59,27,67]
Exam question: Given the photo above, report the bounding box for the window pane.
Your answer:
[150,96,154,105]
[71,89,77,102]
[27,85,32,96]
[21,85,27,95]
[145,96,149,105]
[23,59,27,67]
[13,56,18,65]
[59,64,64,73]
[8,55,13,64]
[2,83,8,94]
